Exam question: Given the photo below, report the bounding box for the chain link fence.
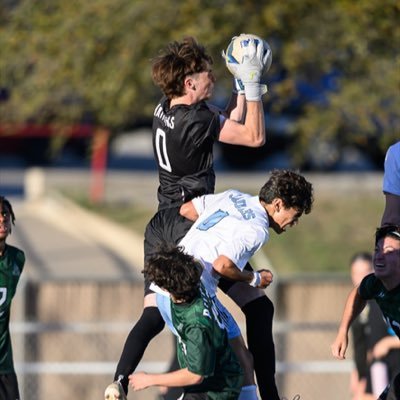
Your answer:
[11,277,354,400]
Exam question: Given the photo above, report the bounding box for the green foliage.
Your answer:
[264,192,384,274]
[1,0,398,157]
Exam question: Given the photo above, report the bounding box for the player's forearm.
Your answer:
[129,369,203,392]
[213,255,253,284]
[338,287,366,334]
[218,266,253,283]
[225,92,246,122]
[331,289,364,360]
[149,368,203,387]
[243,101,265,147]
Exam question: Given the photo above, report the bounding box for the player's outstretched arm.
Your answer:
[331,287,366,359]
[129,368,203,391]
[218,38,267,148]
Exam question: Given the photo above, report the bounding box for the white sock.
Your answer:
[370,361,389,397]
[238,384,259,400]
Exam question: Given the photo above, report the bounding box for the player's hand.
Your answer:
[225,37,264,83]
[222,35,271,80]
[258,269,273,288]
[225,38,269,101]
[129,372,151,391]
[331,332,348,360]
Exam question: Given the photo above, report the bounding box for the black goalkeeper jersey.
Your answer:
[152,97,220,210]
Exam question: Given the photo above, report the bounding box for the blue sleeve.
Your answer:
[383,142,400,196]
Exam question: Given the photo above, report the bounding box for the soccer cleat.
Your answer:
[104,380,127,400]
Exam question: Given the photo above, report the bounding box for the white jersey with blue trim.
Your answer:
[179,189,270,295]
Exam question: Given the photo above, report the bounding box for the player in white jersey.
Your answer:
[156,169,314,400]
[180,189,270,296]
[154,189,273,399]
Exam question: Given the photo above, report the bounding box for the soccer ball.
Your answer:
[225,33,272,76]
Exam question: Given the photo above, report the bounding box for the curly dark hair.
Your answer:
[143,245,202,303]
[259,170,313,215]
[0,196,16,225]
[151,36,213,99]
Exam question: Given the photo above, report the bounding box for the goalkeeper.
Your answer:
[105,35,275,400]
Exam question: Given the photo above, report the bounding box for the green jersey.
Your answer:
[359,273,400,338]
[0,245,25,373]
[171,285,243,399]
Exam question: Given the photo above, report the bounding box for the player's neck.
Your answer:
[380,276,400,291]
[170,96,191,107]
[170,90,202,107]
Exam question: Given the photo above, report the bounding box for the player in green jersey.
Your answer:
[128,246,243,400]
[0,196,25,400]
[331,225,400,400]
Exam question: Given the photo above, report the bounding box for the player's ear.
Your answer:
[185,75,196,91]
[272,198,283,212]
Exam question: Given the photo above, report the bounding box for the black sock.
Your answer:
[114,306,165,394]
[242,296,280,400]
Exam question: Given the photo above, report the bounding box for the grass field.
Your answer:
[69,181,385,276]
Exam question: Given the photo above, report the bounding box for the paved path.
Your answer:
[7,195,143,282]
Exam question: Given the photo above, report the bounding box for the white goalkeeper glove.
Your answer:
[224,38,270,101]
[233,77,268,97]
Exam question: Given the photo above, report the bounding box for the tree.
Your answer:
[1,0,398,167]
[270,0,400,167]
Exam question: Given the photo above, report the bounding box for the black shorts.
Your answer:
[144,206,194,295]
[0,373,20,400]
